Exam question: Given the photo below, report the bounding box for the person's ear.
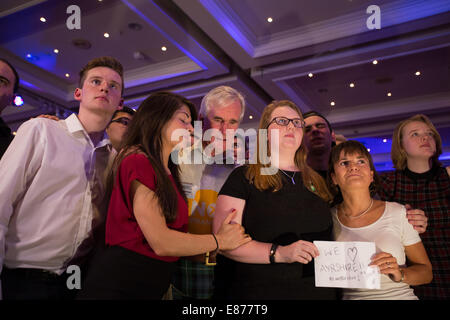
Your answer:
[74,88,82,101]
[331,172,338,186]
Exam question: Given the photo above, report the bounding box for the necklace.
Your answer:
[341,198,374,220]
[279,169,296,185]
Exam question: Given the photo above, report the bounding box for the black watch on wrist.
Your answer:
[269,243,279,264]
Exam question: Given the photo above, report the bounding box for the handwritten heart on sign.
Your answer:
[347,247,358,262]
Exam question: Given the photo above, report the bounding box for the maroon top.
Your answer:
[105,153,188,262]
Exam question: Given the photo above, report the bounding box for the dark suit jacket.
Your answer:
[0,116,13,159]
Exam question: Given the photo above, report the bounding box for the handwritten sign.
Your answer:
[314,241,380,289]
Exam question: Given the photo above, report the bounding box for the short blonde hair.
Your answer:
[391,114,442,170]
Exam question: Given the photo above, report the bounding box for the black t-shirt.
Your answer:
[0,117,13,159]
[214,165,337,300]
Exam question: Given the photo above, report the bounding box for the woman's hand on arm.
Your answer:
[132,180,250,257]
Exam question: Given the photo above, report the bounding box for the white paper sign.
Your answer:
[314,241,380,289]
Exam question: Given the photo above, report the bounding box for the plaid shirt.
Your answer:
[378,166,450,300]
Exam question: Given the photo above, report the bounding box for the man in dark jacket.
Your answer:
[0,58,19,159]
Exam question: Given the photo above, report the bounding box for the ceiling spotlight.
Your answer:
[249,115,253,120]
[367,148,371,152]
[267,17,273,23]
[372,60,378,65]
[308,73,313,78]
[26,53,32,58]
[349,83,355,88]
[330,101,335,106]
[161,46,167,51]
[65,73,70,78]
[40,17,46,23]
[53,49,59,54]
[103,32,110,38]
[415,71,421,76]
[12,131,17,136]
[383,139,387,143]
[387,92,392,97]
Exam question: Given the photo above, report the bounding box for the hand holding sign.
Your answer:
[276,240,319,264]
[314,241,380,289]
[370,252,402,282]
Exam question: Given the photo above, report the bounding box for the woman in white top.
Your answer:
[327,140,432,300]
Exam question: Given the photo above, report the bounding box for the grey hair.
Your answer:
[199,86,246,122]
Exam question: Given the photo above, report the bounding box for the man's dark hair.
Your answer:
[78,56,124,95]
[303,111,333,133]
[0,58,20,93]
[111,106,135,119]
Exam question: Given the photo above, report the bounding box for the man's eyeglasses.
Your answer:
[267,117,305,129]
[110,117,131,126]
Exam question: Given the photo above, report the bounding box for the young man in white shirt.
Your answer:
[0,56,124,300]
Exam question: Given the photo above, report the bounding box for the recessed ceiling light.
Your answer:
[53,49,59,54]
[249,115,253,120]
[308,73,313,78]
[383,139,387,143]
[267,17,273,23]
[40,17,46,23]
[12,131,17,136]
[103,32,110,38]
[161,46,167,51]
[387,92,392,97]
[415,71,421,76]
[372,60,378,65]
[26,54,32,58]
[349,83,355,88]
[367,148,371,152]
[330,101,335,106]
[65,73,70,78]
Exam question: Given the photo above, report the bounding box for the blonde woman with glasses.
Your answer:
[212,100,337,300]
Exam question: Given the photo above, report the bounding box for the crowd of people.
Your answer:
[0,56,448,300]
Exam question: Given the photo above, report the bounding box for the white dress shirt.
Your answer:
[0,114,113,293]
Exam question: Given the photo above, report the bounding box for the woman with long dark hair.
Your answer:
[79,92,251,299]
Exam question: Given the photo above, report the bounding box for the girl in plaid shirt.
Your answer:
[379,114,450,300]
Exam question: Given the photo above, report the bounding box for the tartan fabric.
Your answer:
[378,166,450,300]
[171,259,215,299]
